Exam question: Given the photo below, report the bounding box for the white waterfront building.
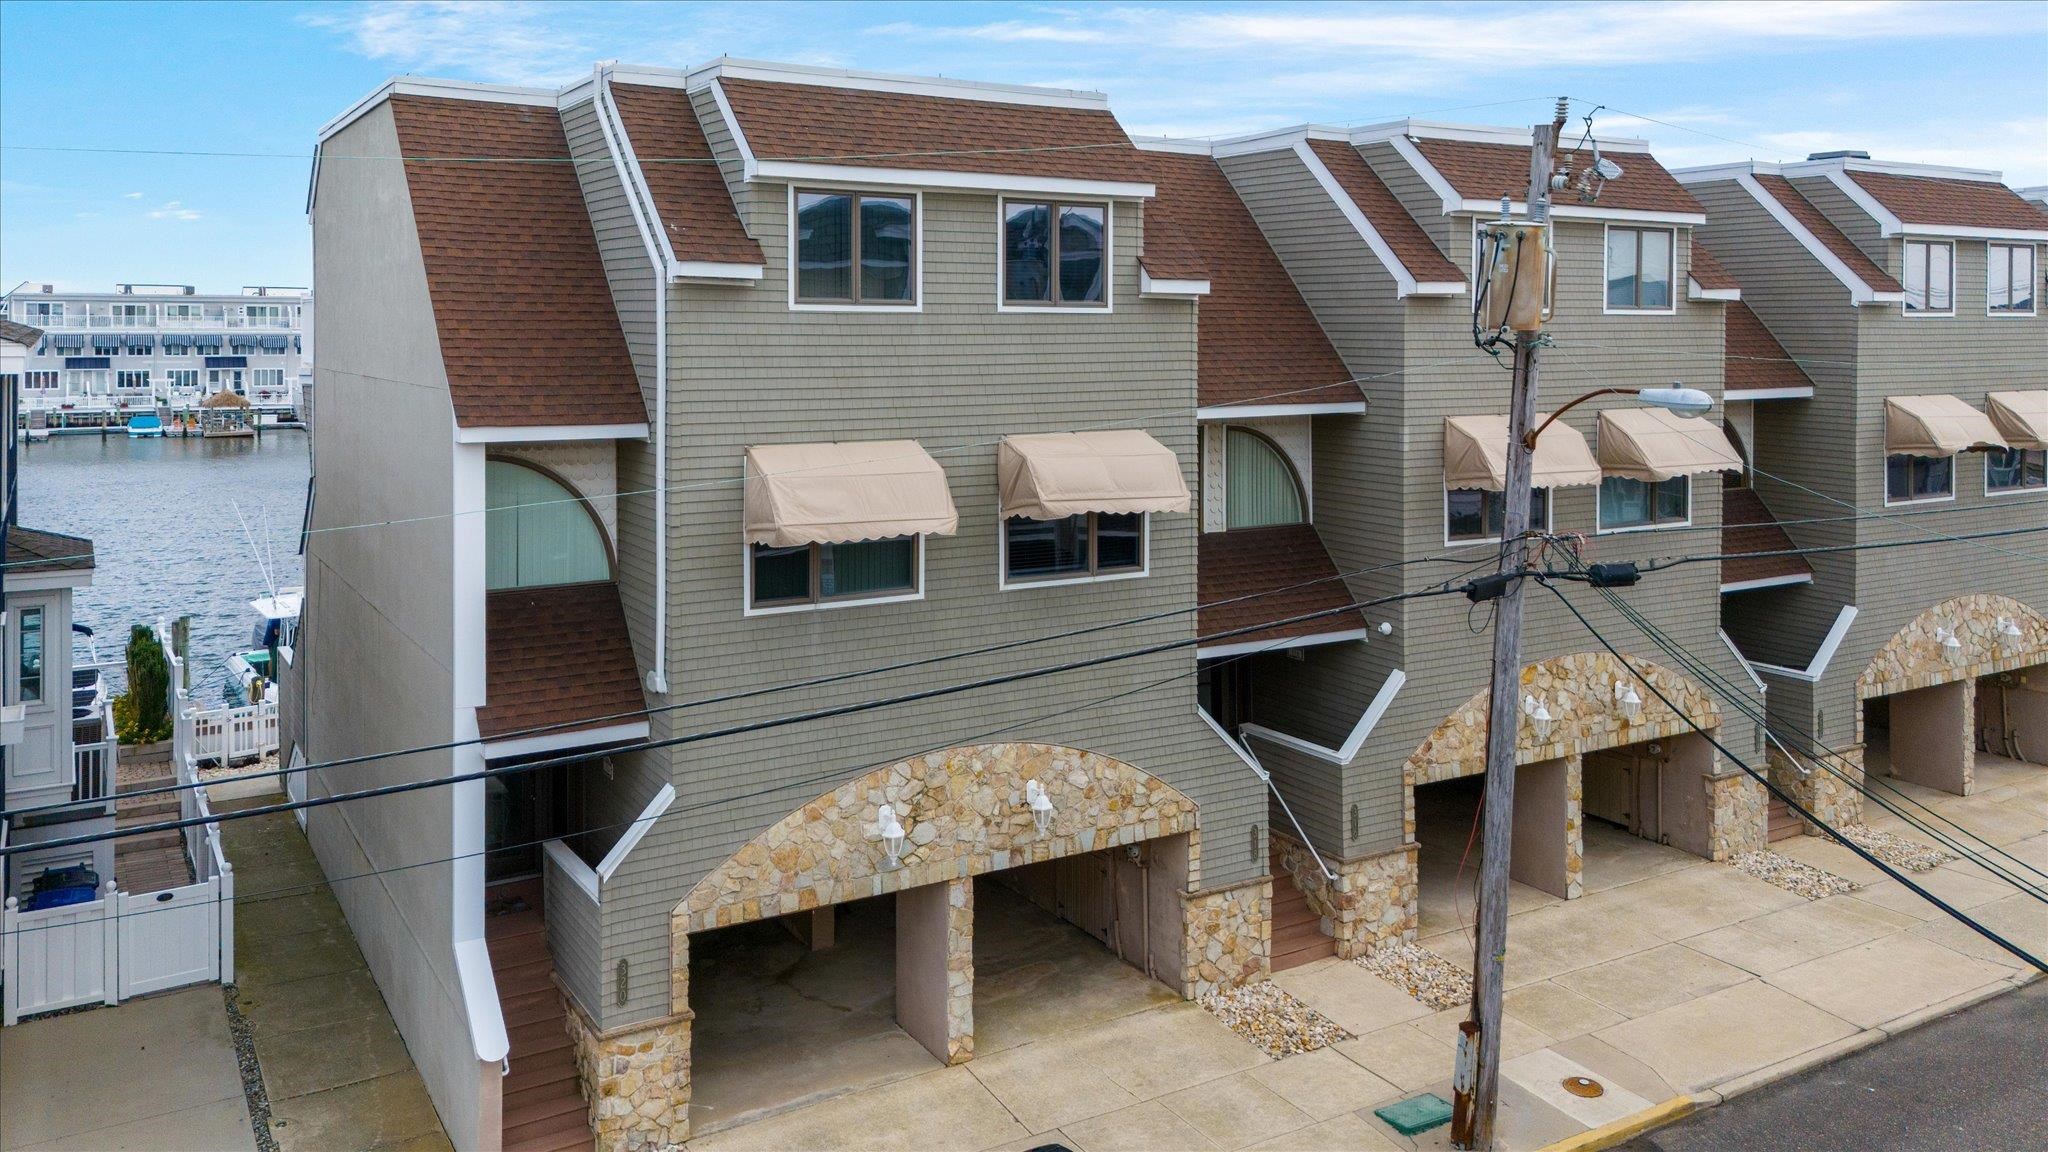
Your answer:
[3,282,310,426]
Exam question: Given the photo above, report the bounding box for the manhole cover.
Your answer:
[1562,1076,1606,1098]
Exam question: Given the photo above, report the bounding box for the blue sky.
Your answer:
[4,1,2045,292]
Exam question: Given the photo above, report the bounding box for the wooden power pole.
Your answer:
[1452,98,1568,1151]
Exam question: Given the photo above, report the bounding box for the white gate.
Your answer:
[2,885,120,1023]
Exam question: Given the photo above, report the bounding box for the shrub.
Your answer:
[114,624,174,745]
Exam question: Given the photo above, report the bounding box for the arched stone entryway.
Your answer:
[564,744,1270,1150]
[1848,595,2048,804]
[1396,652,1754,936]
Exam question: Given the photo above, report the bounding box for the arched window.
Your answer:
[1225,428,1305,529]
[485,460,612,590]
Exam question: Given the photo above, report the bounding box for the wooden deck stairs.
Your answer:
[1766,797,1804,843]
[114,770,193,895]
[488,879,591,1152]
[1269,854,1337,972]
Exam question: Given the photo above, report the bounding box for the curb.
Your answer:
[1532,1096,1695,1152]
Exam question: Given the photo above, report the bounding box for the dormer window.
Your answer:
[1902,239,1954,315]
[1604,226,1674,313]
[792,189,917,307]
[1002,199,1107,308]
[1988,243,2036,315]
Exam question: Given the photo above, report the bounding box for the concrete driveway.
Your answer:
[0,986,255,1152]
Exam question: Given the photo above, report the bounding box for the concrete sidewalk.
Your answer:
[0,986,255,1151]
[214,790,451,1152]
[679,753,2045,1151]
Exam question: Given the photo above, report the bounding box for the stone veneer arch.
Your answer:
[1854,594,2048,705]
[1404,651,1722,788]
[673,742,1202,941]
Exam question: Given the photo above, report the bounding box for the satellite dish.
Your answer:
[1595,157,1625,181]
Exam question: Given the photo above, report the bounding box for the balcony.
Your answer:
[72,702,116,806]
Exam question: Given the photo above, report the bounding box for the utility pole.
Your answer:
[1452,97,1568,1151]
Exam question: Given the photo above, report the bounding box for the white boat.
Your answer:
[225,586,301,704]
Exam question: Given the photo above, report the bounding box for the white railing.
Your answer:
[158,620,280,771]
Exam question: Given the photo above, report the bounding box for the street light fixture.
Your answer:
[1523,383,1717,449]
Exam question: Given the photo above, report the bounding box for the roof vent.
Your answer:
[1806,150,1871,161]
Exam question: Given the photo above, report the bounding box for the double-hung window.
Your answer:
[1986,447,2046,494]
[1004,513,1144,582]
[168,369,199,391]
[252,368,285,389]
[116,370,151,390]
[23,302,62,326]
[18,607,43,703]
[1002,200,1107,307]
[1885,454,1953,503]
[1987,243,2037,315]
[792,189,916,306]
[1447,488,1551,544]
[113,303,150,327]
[244,303,286,326]
[749,537,919,609]
[1903,240,1954,315]
[25,371,58,390]
[1605,227,1674,312]
[1598,476,1688,530]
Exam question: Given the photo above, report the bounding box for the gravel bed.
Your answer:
[1357,939,1473,1009]
[1729,849,1857,899]
[1201,980,1352,1058]
[1839,825,1958,873]
[201,748,279,782]
[223,984,280,1152]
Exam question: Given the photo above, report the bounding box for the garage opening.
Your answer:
[1412,767,1571,940]
[1977,665,2048,767]
[685,893,936,1136]
[1580,732,1715,891]
[973,840,1186,1055]
[1865,681,1972,795]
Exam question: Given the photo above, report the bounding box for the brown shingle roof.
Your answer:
[0,319,45,347]
[1724,300,1814,395]
[1304,140,1463,284]
[1844,170,2048,233]
[715,78,1152,184]
[4,526,94,574]
[478,582,645,741]
[1136,151,1357,409]
[1198,524,1365,647]
[387,95,646,429]
[1720,487,1813,590]
[609,84,763,266]
[1687,243,1739,292]
[1410,137,1702,216]
[1751,174,1904,293]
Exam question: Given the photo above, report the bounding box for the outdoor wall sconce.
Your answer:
[1523,695,1555,740]
[1996,616,2023,653]
[876,805,906,868]
[1614,681,1643,723]
[1025,779,1054,835]
[1934,626,1965,666]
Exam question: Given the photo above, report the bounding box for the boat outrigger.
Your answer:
[225,586,301,705]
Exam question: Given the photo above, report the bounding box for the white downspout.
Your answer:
[591,65,670,696]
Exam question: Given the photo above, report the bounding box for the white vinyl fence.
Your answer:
[156,620,279,768]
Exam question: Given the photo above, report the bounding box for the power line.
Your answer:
[1540,578,2046,973]
[2,544,1503,821]
[1642,524,2048,571]
[1745,463,2048,566]
[1,582,1471,860]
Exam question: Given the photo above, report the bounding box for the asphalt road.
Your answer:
[1623,980,2046,1152]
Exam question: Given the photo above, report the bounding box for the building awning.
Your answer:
[162,334,194,349]
[1986,391,2048,451]
[999,430,1191,520]
[743,440,958,548]
[90,335,123,352]
[1443,415,1603,492]
[124,334,154,350]
[228,336,260,350]
[258,335,289,351]
[1598,408,1745,482]
[51,334,85,350]
[193,336,223,351]
[1884,395,2006,456]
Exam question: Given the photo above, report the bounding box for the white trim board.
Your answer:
[1688,278,1741,302]
[597,783,674,881]
[1750,605,1859,683]
[684,57,1112,110]
[1720,629,1770,695]
[318,77,557,144]
[1292,140,1461,299]
[1240,669,1406,766]
[1731,173,1902,306]
[543,839,600,902]
[1197,402,1365,420]
[1197,628,1373,661]
[1140,269,1210,298]
[455,423,649,444]
[481,720,652,761]
[755,160,1153,200]
[1724,387,1815,401]
[1720,573,1815,594]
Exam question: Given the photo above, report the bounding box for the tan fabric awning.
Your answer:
[999,430,1191,520]
[744,440,959,547]
[1884,395,2007,456]
[1443,415,1603,491]
[1598,408,1745,482]
[1987,391,2048,451]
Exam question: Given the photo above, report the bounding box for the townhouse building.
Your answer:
[1674,156,2048,826]
[297,60,1284,1150]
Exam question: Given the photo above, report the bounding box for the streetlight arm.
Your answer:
[1522,387,1638,449]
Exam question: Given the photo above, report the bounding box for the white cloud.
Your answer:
[146,200,202,221]
[301,0,593,85]
[124,191,144,199]
[869,19,1108,44]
